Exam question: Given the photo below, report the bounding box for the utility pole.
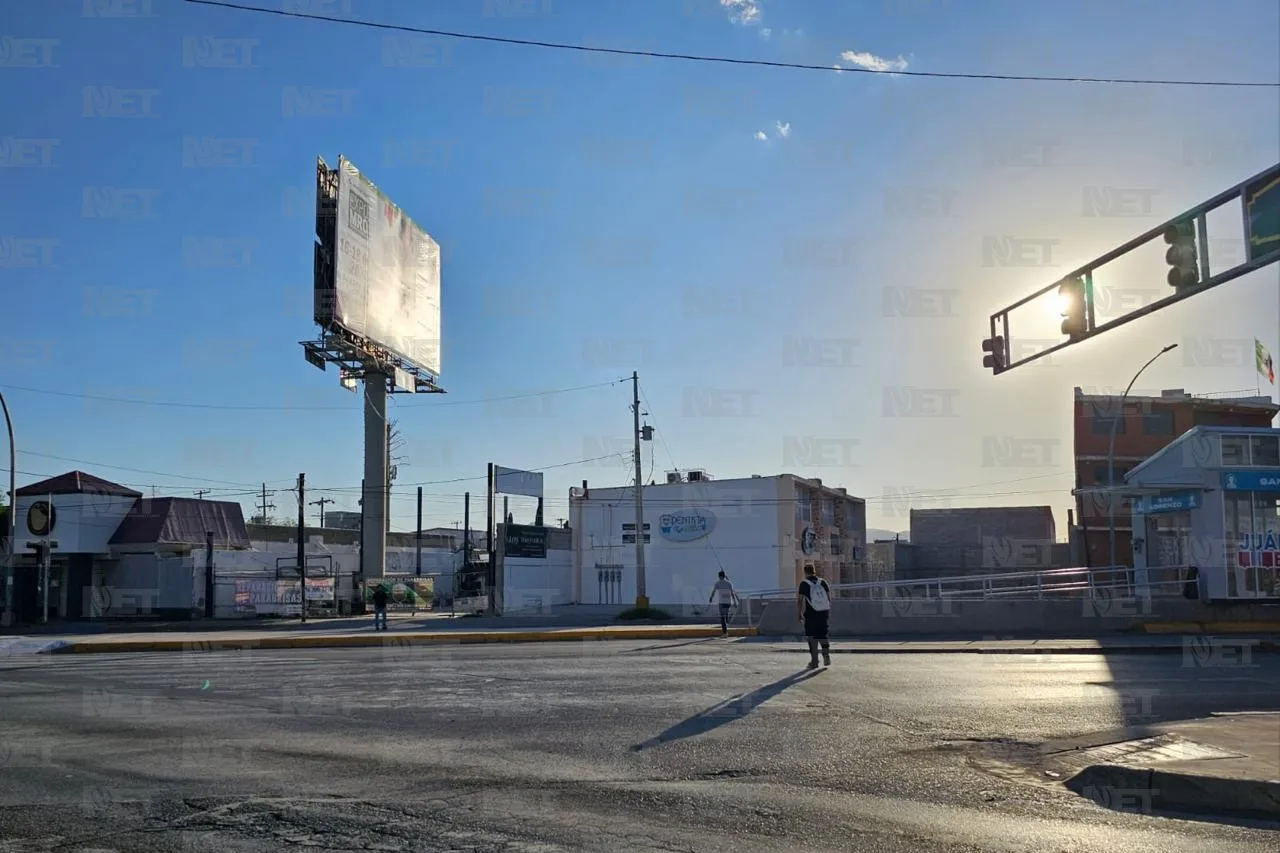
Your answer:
[415,486,423,577]
[194,489,210,500]
[1,390,16,631]
[311,496,333,529]
[631,371,648,610]
[296,473,306,624]
[256,483,276,525]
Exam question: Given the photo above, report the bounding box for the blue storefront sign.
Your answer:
[1137,490,1202,514]
[1221,470,1280,491]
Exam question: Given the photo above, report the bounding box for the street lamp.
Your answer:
[1,391,14,631]
[1107,343,1178,568]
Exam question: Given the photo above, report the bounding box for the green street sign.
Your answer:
[1245,163,1280,265]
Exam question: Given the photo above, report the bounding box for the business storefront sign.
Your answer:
[1237,529,1280,568]
[1221,470,1280,491]
[659,508,716,542]
[503,524,547,559]
[1137,490,1201,514]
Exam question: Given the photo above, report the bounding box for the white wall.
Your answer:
[194,540,459,578]
[11,492,137,555]
[502,550,573,613]
[572,477,785,607]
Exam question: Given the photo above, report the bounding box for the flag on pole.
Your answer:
[1256,338,1276,385]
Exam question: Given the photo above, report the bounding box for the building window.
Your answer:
[821,499,835,527]
[1142,409,1175,436]
[1093,412,1125,435]
[1222,436,1250,466]
[1094,465,1129,486]
[830,533,841,556]
[795,490,811,522]
[1250,435,1280,467]
[844,502,858,530]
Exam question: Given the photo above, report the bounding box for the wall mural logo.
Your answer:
[658,508,716,542]
[26,500,55,536]
[801,526,817,555]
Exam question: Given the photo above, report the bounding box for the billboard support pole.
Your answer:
[362,374,389,581]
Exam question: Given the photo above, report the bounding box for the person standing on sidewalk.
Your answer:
[797,565,832,669]
[708,571,738,637]
[371,583,389,631]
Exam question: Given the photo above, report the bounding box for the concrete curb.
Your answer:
[765,641,1280,654]
[47,626,758,654]
[1140,622,1280,634]
[1066,763,1280,820]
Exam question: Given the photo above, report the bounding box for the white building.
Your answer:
[1113,426,1280,601]
[568,472,868,607]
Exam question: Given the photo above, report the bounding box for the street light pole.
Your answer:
[1108,343,1178,568]
[0,391,13,631]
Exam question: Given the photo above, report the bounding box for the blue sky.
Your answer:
[2,0,1278,535]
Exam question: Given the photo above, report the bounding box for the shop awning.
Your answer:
[1072,484,1210,497]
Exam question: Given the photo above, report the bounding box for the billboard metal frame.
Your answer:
[986,161,1280,375]
[301,156,444,397]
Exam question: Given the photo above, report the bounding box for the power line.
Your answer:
[0,379,625,412]
[183,0,1280,88]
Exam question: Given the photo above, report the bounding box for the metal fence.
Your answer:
[734,564,1199,628]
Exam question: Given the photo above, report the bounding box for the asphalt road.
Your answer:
[1,639,1278,852]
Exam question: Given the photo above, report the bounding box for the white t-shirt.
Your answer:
[712,579,735,605]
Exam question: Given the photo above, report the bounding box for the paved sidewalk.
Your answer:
[4,624,756,655]
[1048,712,1280,820]
[755,636,1280,654]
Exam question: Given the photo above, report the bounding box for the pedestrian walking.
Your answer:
[708,571,738,637]
[371,583,389,631]
[797,565,832,669]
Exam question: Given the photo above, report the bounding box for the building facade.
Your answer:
[903,506,1064,577]
[1073,387,1277,567]
[1110,426,1280,600]
[4,471,249,624]
[569,473,868,606]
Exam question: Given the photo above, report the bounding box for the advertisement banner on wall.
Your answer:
[234,579,334,616]
[362,578,434,610]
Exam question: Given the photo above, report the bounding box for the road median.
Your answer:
[48,625,758,654]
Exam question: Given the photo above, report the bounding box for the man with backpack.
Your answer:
[797,565,832,669]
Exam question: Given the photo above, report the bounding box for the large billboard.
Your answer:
[316,155,441,375]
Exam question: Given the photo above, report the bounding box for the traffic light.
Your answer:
[1058,276,1086,339]
[1163,220,1199,290]
[982,335,1006,374]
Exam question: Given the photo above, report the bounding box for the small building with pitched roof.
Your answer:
[4,470,249,624]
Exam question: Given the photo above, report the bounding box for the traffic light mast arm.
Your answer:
[986,160,1280,374]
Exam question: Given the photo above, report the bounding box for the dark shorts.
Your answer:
[804,609,830,640]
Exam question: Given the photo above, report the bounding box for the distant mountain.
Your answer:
[867,528,907,543]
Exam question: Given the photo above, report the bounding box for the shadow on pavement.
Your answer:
[630,668,823,752]
[622,637,721,654]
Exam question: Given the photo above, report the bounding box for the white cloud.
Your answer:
[774,121,791,139]
[754,130,769,141]
[840,50,909,73]
[760,27,772,39]
[721,0,762,26]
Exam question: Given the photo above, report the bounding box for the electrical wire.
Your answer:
[182,0,1280,88]
[0,379,625,412]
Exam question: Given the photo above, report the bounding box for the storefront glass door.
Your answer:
[1225,491,1280,598]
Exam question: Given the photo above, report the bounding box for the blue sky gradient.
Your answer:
[2,0,1278,534]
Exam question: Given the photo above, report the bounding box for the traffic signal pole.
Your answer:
[983,161,1280,374]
